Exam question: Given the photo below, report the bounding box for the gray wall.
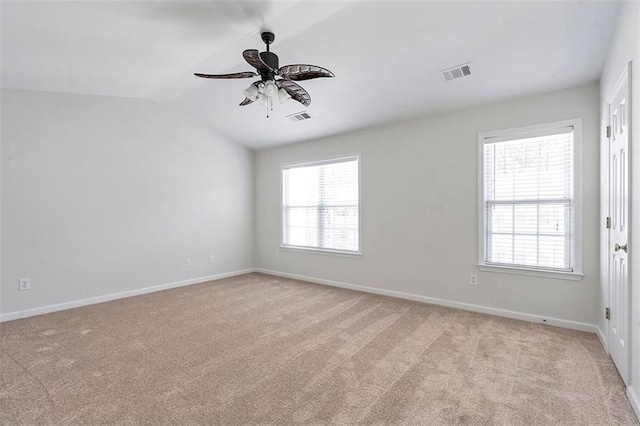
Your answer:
[1,89,254,315]
[255,83,600,326]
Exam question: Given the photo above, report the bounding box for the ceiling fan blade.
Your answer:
[239,97,254,106]
[279,64,334,81]
[193,71,258,78]
[194,71,257,79]
[277,79,311,107]
[243,49,274,72]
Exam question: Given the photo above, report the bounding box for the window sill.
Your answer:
[280,245,362,259]
[477,264,584,281]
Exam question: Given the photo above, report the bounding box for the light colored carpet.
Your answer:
[1,272,637,425]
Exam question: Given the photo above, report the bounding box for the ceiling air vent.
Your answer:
[287,111,312,122]
[440,63,472,82]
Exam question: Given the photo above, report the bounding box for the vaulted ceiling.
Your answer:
[1,1,620,149]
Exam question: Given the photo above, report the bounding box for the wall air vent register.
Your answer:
[440,63,472,82]
[288,111,313,122]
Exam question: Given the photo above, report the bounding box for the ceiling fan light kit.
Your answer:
[195,31,334,118]
[243,83,260,102]
[277,88,291,104]
[263,80,278,97]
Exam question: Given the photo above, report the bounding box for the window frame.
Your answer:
[477,119,583,281]
[280,154,362,257]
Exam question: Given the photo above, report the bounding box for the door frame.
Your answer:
[604,62,632,385]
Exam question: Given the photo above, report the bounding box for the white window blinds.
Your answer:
[283,156,359,253]
[483,126,574,271]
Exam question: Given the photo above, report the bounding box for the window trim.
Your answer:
[280,153,362,256]
[477,119,583,280]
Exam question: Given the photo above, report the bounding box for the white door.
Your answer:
[607,64,631,385]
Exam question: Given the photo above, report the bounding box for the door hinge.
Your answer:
[606,217,611,229]
[606,307,610,320]
[606,125,611,138]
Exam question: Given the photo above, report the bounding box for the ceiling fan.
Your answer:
[194,31,334,116]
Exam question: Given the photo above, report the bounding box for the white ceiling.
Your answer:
[1,1,620,149]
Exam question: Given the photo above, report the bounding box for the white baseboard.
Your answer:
[596,326,608,352]
[255,268,599,334]
[628,386,640,421]
[0,268,257,323]
[3,267,601,338]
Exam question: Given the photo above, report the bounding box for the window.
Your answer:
[282,156,360,254]
[478,120,582,279]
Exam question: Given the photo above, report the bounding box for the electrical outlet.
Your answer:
[185,258,192,266]
[275,250,280,260]
[469,274,478,286]
[209,255,215,263]
[19,278,31,291]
